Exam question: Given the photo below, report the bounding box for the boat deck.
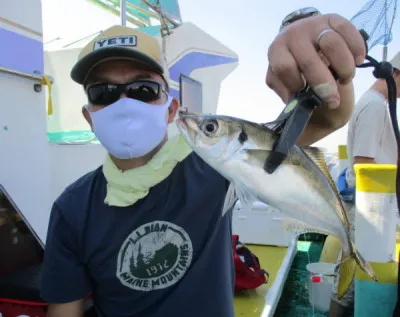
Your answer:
[234,238,400,317]
[233,241,297,316]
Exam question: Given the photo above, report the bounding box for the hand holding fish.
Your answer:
[266,13,365,105]
[176,113,378,300]
[266,13,367,145]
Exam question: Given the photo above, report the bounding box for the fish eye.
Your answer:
[201,119,219,135]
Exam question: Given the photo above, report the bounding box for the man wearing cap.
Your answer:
[40,12,367,317]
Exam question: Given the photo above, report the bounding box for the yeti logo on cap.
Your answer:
[93,36,137,50]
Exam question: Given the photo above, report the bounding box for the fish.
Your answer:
[175,112,378,299]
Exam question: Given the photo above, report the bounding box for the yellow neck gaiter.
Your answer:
[102,134,192,207]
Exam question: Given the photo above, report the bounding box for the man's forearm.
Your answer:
[354,156,377,164]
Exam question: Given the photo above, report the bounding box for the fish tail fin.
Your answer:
[336,252,357,299]
[351,242,378,282]
[336,243,378,299]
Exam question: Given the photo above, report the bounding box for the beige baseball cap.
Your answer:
[70,25,169,85]
[390,51,400,71]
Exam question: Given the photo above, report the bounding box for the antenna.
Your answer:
[120,0,127,26]
[62,31,102,48]
[140,0,180,28]
[139,0,181,65]
[87,0,149,27]
[44,37,62,45]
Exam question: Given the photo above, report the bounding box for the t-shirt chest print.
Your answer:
[117,221,194,291]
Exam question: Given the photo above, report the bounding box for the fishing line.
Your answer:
[302,233,317,316]
[304,235,315,317]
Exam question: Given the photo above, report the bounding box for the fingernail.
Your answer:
[356,56,365,65]
[327,99,340,109]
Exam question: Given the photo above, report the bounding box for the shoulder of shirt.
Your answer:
[353,89,387,116]
[183,152,230,187]
[357,89,385,107]
[53,153,209,202]
[55,153,203,202]
[53,152,227,214]
[53,166,103,210]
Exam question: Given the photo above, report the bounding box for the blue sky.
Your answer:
[42,0,400,152]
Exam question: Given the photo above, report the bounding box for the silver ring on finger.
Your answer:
[316,28,334,47]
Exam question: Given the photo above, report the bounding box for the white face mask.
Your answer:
[86,96,172,159]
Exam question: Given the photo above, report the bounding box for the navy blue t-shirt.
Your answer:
[40,153,235,317]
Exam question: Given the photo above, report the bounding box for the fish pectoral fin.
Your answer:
[233,182,258,214]
[221,182,238,216]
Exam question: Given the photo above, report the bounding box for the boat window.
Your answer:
[0,188,44,278]
[179,74,203,113]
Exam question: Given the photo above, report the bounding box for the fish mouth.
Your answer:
[175,118,188,138]
[175,113,201,147]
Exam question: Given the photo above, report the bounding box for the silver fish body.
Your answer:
[224,145,351,250]
[176,113,378,298]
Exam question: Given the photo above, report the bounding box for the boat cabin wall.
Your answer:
[0,1,53,245]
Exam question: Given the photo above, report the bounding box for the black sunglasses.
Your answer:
[86,80,168,105]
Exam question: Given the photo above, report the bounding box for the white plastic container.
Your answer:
[306,262,336,313]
